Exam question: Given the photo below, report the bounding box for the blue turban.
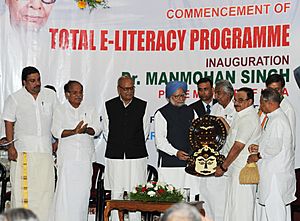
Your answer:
[165,81,188,98]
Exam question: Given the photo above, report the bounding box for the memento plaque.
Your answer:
[185,115,227,176]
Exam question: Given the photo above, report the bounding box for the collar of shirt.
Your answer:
[201,100,213,108]
[266,107,281,119]
[236,105,255,118]
[119,96,133,108]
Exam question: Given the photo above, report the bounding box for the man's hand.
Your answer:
[248,144,259,154]
[8,145,18,161]
[215,166,225,177]
[74,121,88,134]
[176,150,189,161]
[0,137,7,145]
[247,153,260,164]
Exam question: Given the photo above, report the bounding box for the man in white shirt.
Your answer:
[2,66,58,221]
[199,80,236,221]
[50,80,101,221]
[215,87,261,221]
[248,88,296,221]
[211,80,236,126]
[261,74,296,152]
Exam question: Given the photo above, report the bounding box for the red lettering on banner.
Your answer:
[189,24,290,51]
[59,29,69,49]
[49,28,58,49]
[100,30,108,50]
[166,4,272,19]
[49,28,97,50]
[49,25,289,51]
[158,90,165,98]
[70,29,79,50]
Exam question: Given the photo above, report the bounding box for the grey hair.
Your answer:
[160,203,202,221]
[261,88,281,103]
[0,208,39,221]
[215,80,234,98]
[117,75,134,86]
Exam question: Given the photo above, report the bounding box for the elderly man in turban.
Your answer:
[154,81,200,201]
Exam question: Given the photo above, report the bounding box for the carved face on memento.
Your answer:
[194,146,218,175]
[185,115,227,177]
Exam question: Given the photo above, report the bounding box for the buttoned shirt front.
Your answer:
[2,87,58,153]
[211,100,236,127]
[51,101,101,162]
[224,105,261,168]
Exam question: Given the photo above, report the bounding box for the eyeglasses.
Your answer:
[233,98,249,103]
[68,91,83,96]
[118,86,135,92]
[172,93,186,99]
[21,0,56,4]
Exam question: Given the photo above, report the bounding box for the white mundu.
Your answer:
[223,106,261,221]
[256,108,296,221]
[50,101,101,221]
[2,87,58,221]
[201,100,236,221]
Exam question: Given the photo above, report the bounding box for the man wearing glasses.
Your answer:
[215,87,261,221]
[6,0,55,30]
[102,75,149,221]
[154,81,200,201]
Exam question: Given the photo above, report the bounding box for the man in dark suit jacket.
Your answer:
[189,77,217,117]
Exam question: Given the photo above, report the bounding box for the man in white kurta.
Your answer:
[2,66,57,221]
[198,80,235,221]
[260,74,296,152]
[215,87,261,221]
[50,81,101,221]
[248,88,296,221]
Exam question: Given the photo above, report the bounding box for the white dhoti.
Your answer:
[50,161,92,221]
[224,167,256,221]
[104,157,147,221]
[198,176,227,221]
[10,152,54,221]
[255,176,291,221]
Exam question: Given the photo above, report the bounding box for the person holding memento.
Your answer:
[206,79,235,221]
[248,88,296,221]
[211,80,236,126]
[215,87,261,221]
[189,77,217,117]
[154,81,200,201]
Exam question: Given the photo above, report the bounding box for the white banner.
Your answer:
[1,0,300,167]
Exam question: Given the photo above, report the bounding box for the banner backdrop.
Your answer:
[1,0,299,167]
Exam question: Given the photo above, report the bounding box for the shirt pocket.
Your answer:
[41,102,52,116]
